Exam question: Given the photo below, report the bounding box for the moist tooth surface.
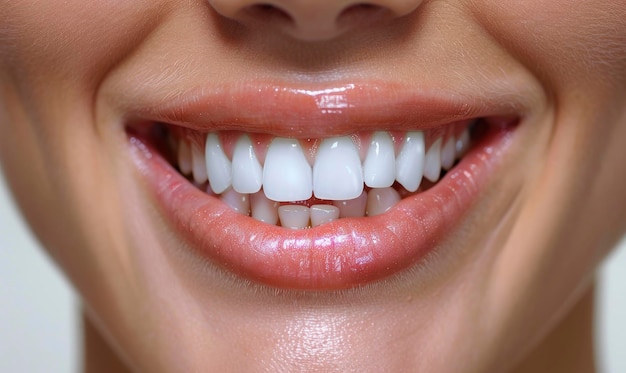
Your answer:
[424,137,442,182]
[313,136,364,200]
[250,191,279,224]
[170,124,475,228]
[310,205,341,227]
[205,133,232,194]
[232,134,263,194]
[263,138,313,202]
[363,131,396,188]
[441,136,456,171]
[366,187,402,217]
[395,131,425,192]
[278,205,311,229]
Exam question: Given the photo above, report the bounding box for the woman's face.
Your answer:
[1,1,625,371]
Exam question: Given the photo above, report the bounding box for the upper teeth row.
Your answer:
[178,130,470,202]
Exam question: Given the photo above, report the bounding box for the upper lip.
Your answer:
[125,79,530,137]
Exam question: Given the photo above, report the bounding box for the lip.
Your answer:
[126,81,522,290]
[125,80,527,137]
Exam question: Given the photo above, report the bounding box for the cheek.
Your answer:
[471,0,626,90]
[0,0,173,327]
[0,0,164,86]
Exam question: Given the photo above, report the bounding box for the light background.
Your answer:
[1,172,624,372]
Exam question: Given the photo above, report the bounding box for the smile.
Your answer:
[126,81,522,289]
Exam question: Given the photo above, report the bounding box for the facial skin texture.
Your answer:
[1,1,625,372]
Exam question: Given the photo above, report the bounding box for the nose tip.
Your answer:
[209,0,423,41]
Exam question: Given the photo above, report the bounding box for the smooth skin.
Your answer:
[1,1,625,372]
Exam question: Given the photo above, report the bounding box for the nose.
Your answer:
[208,0,424,41]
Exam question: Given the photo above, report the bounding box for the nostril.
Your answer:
[338,3,392,25]
[242,3,294,25]
[215,0,414,42]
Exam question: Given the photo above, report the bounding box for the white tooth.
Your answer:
[220,188,250,215]
[205,133,232,194]
[395,131,425,192]
[232,135,263,194]
[177,139,192,176]
[310,205,340,227]
[313,136,363,200]
[333,191,368,218]
[424,138,442,182]
[366,187,401,217]
[456,128,471,159]
[191,144,208,184]
[251,191,279,225]
[263,138,312,202]
[363,131,396,188]
[441,136,456,171]
[278,205,310,229]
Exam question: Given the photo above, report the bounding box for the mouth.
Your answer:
[126,81,521,290]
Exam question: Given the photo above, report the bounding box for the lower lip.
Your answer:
[129,126,515,290]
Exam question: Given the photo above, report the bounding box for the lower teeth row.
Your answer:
[173,128,472,229]
[222,186,402,229]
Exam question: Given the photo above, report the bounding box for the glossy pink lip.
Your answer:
[126,80,527,137]
[126,81,522,289]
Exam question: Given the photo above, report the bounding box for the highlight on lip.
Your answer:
[129,118,492,230]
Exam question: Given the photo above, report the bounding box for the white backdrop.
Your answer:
[1,172,624,373]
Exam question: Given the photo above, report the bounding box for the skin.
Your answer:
[1,0,625,372]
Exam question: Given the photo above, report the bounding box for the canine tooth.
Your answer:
[333,191,368,218]
[221,188,250,215]
[456,128,470,158]
[424,138,442,182]
[251,191,279,225]
[363,131,396,188]
[366,187,401,217]
[310,205,340,227]
[177,139,192,176]
[441,136,456,170]
[278,205,310,229]
[395,131,425,192]
[263,138,312,202]
[191,145,208,184]
[313,136,363,200]
[205,133,232,194]
[232,135,263,194]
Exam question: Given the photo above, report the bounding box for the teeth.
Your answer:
[191,144,208,184]
[363,131,396,188]
[456,128,470,159]
[395,131,425,192]
[178,125,473,228]
[220,188,250,215]
[424,138,442,182]
[232,135,263,194]
[278,205,310,229]
[441,136,456,171]
[263,138,313,202]
[251,191,279,225]
[310,205,340,227]
[313,136,364,200]
[366,187,401,217]
[205,133,232,194]
[333,191,368,218]
[177,139,193,176]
